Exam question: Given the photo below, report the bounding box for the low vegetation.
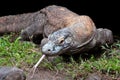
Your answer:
[0,34,120,79]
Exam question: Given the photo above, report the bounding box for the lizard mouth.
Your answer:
[41,41,70,56]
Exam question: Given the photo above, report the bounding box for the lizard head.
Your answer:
[41,28,74,56]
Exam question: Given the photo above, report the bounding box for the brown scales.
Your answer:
[0,5,114,79]
[0,5,98,44]
[0,5,113,53]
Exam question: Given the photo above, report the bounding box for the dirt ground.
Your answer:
[24,68,116,80]
[25,68,73,80]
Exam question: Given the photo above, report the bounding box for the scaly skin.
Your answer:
[41,24,113,56]
[0,11,44,35]
[20,5,80,43]
[0,5,114,56]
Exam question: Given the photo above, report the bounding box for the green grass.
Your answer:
[0,35,42,67]
[0,34,120,79]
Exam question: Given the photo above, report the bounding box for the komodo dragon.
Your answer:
[21,5,113,56]
[22,5,113,56]
[0,5,113,56]
[0,66,26,80]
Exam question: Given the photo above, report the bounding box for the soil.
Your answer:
[25,68,73,80]
[24,68,117,80]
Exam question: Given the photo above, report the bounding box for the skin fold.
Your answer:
[0,5,113,56]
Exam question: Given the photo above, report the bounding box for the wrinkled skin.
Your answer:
[20,5,80,44]
[41,28,74,56]
[0,67,26,80]
[41,27,113,56]
[20,5,113,56]
[0,5,114,56]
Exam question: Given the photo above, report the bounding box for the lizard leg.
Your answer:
[95,28,113,46]
[20,13,47,43]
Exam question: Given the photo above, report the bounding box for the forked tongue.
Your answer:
[30,54,46,78]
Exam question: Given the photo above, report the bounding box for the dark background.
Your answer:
[0,0,119,35]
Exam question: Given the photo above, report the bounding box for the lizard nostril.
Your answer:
[48,49,51,51]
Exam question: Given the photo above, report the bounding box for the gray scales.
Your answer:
[0,5,113,79]
[0,5,113,56]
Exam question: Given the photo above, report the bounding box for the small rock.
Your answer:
[0,66,26,80]
[85,73,102,80]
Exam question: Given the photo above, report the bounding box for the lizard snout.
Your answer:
[41,41,63,56]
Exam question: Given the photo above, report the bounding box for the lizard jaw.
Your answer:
[42,41,63,56]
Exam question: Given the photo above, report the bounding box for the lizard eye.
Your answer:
[59,39,64,44]
[58,37,64,44]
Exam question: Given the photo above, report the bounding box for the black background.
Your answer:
[0,0,119,35]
